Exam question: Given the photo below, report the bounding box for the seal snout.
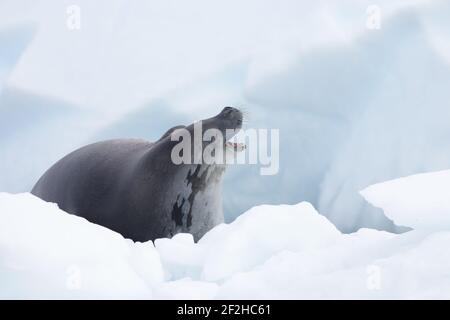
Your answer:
[218,106,246,152]
[219,106,243,129]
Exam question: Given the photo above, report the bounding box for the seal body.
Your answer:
[31,107,243,242]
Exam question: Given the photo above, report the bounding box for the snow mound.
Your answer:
[1,180,450,299]
[361,170,450,231]
[0,193,163,299]
[198,203,340,282]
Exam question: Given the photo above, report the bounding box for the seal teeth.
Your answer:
[226,141,246,152]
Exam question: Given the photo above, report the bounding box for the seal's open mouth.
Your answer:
[225,141,246,152]
[219,106,246,152]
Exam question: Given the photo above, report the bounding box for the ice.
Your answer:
[2,173,450,299]
[153,278,219,300]
[0,88,98,192]
[155,233,204,281]
[0,24,34,93]
[224,6,450,233]
[198,203,340,282]
[361,170,450,231]
[0,193,162,299]
[2,1,450,299]
[0,24,97,193]
[215,228,447,299]
[0,0,341,114]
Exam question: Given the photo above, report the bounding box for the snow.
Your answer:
[0,193,163,299]
[2,169,450,299]
[2,1,450,299]
[198,203,340,282]
[361,169,450,231]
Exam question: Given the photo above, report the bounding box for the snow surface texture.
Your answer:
[2,169,450,299]
[361,169,450,232]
